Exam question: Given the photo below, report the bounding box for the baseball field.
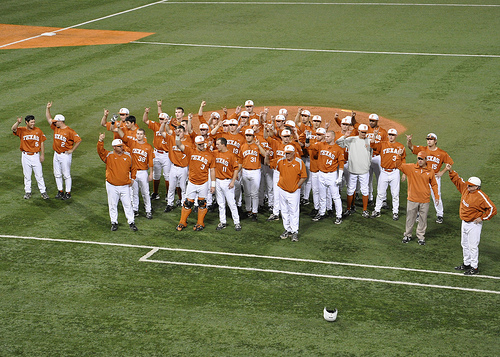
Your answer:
[1,0,499,356]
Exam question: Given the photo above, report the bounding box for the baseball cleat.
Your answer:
[464,267,479,275]
[55,191,64,199]
[129,223,138,232]
[291,232,299,242]
[164,205,174,213]
[392,213,399,221]
[381,201,389,209]
[402,236,412,244]
[280,230,290,239]
[342,210,353,218]
[455,264,472,271]
[216,222,227,231]
[176,224,186,231]
[362,210,370,218]
[418,239,426,246]
[193,224,204,231]
[111,223,118,231]
[309,208,318,217]
[266,214,280,221]
[371,210,381,218]
[312,214,325,222]
[234,223,242,231]
[23,192,32,200]
[62,192,71,200]
[151,192,160,200]
[436,216,443,224]
[134,211,139,217]
[251,213,258,222]
[334,217,342,225]
[146,212,153,220]
[41,192,49,200]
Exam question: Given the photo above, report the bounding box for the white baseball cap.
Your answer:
[245,129,254,135]
[245,100,254,106]
[312,115,322,122]
[285,120,296,127]
[341,116,352,125]
[275,115,285,122]
[53,114,65,122]
[249,119,259,126]
[279,108,288,115]
[229,119,238,125]
[358,124,369,132]
[369,113,379,121]
[301,110,311,117]
[427,133,438,140]
[159,112,169,119]
[240,111,250,117]
[119,108,129,115]
[195,136,205,144]
[466,177,481,186]
[199,123,209,130]
[112,139,123,146]
[281,129,291,137]
[212,112,220,119]
[316,128,326,135]
[284,145,295,153]
[388,128,398,135]
[222,120,229,125]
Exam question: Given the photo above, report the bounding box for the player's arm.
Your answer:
[39,141,45,163]
[186,113,193,134]
[100,109,109,127]
[97,133,108,162]
[11,117,22,133]
[209,167,216,193]
[45,101,53,124]
[294,107,302,126]
[210,119,222,136]
[175,135,185,152]
[333,112,341,127]
[406,134,414,151]
[159,120,172,138]
[198,100,206,117]
[142,107,150,125]
[156,100,163,116]
[116,126,125,139]
[67,139,81,155]
[260,107,269,125]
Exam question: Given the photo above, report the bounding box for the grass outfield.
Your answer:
[1,0,499,356]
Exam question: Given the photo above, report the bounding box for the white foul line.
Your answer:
[162,1,500,7]
[0,0,168,49]
[131,40,500,58]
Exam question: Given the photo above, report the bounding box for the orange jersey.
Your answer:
[306,139,323,173]
[239,142,262,170]
[105,121,126,139]
[13,126,46,153]
[165,134,193,167]
[123,137,154,171]
[184,146,215,185]
[97,141,136,186]
[371,141,406,169]
[397,162,439,203]
[276,157,307,193]
[367,127,388,144]
[412,146,453,173]
[449,170,497,222]
[223,132,245,156]
[147,121,169,152]
[310,142,345,173]
[50,124,81,154]
[215,150,240,180]
[266,137,302,161]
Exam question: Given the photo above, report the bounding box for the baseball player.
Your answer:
[407,132,453,224]
[336,124,373,218]
[266,145,307,242]
[370,128,406,220]
[445,164,497,275]
[143,107,172,201]
[366,114,388,205]
[97,134,138,232]
[307,131,345,224]
[396,151,439,245]
[45,102,81,200]
[11,115,49,200]
[117,127,154,219]
[334,116,355,193]
[174,135,215,231]
[101,107,129,139]
[305,127,327,217]
[159,121,192,212]
[214,137,242,231]
[239,129,267,221]
[250,118,273,212]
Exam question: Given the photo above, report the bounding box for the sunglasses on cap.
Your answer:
[388,133,396,136]
[426,137,435,140]
[119,114,127,116]
[417,157,425,160]
[240,116,249,119]
[229,124,237,126]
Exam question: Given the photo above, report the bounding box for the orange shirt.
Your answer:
[449,170,497,222]
[215,150,239,180]
[184,146,215,185]
[105,121,126,139]
[412,146,453,173]
[147,121,169,152]
[123,137,154,171]
[276,157,307,193]
[310,142,345,173]
[97,141,137,186]
[223,132,245,156]
[13,126,46,153]
[165,134,192,167]
[397,162,439,203]
[371,141,406,169]
[50,124,81,154]
[239,142,262,170]
[266,137,302,161]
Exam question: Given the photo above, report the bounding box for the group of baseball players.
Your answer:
[11,100,496,275]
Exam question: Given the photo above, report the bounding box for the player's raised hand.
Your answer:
[99,133,105,141]
[103,109,109,116]
[46,101,52,108]
[334,112,339,119]
[406,134,412,141]
[17,116,22,123]
[144,107,150,113]
[200,100,206,107]
[156,100,162,107]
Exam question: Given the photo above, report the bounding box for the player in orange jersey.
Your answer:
[12,115,49,200]
[174,135,215,231]
[101,107,129,139]
[45,102,82,200]
[366,114,388,205]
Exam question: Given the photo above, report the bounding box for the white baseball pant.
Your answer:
[153,150,171,181]
[186,181,209,200]
[430,175,444,217]
[272,169,281,215]
[461,220,482,269]
[368,155,381,200]
[106,181,135,224]
[281,188,300,234]
[318,171,342,218]
[241,168,261,214]
[259,164,274,208]
[132,170,152,213]
[167,165,188,206]
[216,179,240,225]
[22,152,46,194]
[310,171,320,210]
[347,172,369,196]
[53,152,72,192]
[374,168,400,214]
[301,157,311,201]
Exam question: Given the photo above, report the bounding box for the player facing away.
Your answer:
[175,135,215,231]
[97,134,138,232]
[266,145,307,242]
[11,115,49,200]
[445,164,497,275]
[214,137,242,231]
[45,102,82,200]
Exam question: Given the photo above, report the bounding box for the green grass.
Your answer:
[1,0,499,356]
